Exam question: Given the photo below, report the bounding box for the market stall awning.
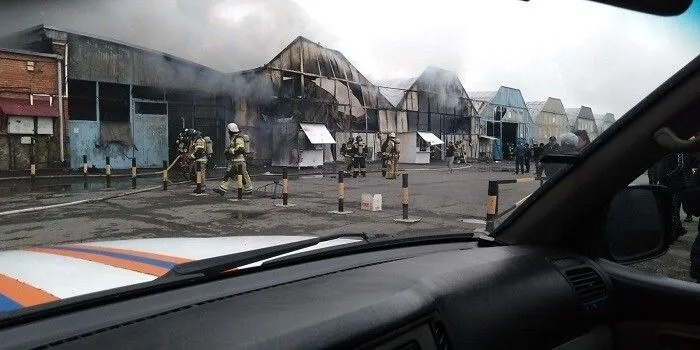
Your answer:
[300,123,336,144]
[0,98,59,118]
[417,132,444,146]
[479,135,498,140]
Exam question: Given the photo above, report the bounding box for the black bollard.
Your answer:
[338,171,344,212]
[401,173,409,220]
[237,163,243,201]
[105,156,111,188]
[282,167,288,206]
[195,161,203,193]
[162,160,168,190]
[82,155,88,190]
[30,154,36,188]
[131,158,137,189]
[485,180,499,233]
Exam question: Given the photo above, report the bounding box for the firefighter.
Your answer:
[175,128,191,154]
[380,135,391,177]
[189,130,208,193]
[454,140,463,164]
[353,135,367,178]
[384,132,400,179]
[213,123,253,196]
[340,137,355,177]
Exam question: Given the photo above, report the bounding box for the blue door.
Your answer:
[133,113,168,168]
[493,138,503,161]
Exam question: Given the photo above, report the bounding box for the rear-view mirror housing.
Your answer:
[594,185,674,264]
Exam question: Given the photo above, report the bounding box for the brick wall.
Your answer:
[0,51,58,96]
[0,51,63,170]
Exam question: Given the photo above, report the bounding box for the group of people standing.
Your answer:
[173,123,254,196]
[340,133,401,180]
[647,149,700,282]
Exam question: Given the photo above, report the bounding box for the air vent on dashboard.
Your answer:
[564,266,607,306]
[430,319,452,350]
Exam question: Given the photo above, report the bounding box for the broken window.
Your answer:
[166,89,195,103]
[416,135,429,152]
[348,83,364,106]
[281,72,301,98]
[99,83,130,122]
[494,106,506,121]
[407,112,418,132]
[132,85,165,100]
[135,102,167,115]
[68,79,96,120]
[366,109,379,132]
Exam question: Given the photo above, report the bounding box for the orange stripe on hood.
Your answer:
[28,247,168,276]
[65,244,192,264]
[0,274,58,307]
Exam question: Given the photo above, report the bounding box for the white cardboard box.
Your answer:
[361,193,382,211]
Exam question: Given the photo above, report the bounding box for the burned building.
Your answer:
[230,36,395,167]
[378,67,478,163]
[1,25,232,169]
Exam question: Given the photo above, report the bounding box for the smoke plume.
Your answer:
[0,0,336,73]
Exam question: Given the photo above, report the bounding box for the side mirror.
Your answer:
[596,185,674,264]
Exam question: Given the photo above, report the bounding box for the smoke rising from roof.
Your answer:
[0,0,336,73]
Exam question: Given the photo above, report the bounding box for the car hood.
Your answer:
[0,236,360,313]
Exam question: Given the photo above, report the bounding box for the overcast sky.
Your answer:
[0,0,698,118]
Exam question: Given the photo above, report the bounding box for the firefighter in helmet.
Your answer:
[189,129,209,193]
[384,132,400,179]
[340,136,355,177]
[213,122,253,195]
[353,135,367,178]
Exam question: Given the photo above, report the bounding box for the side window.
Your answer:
[416,136,428,151]
[628,154,700,283]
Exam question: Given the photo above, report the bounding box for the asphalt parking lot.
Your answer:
[0,163,538,249]
[0,164,696,283]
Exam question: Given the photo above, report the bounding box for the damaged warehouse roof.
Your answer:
[377,66,477,116]
[0,24,230,92]
[229,36,394,131]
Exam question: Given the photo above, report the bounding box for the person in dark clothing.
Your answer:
[542,137,560,178]
[690,219,700,282]
[658,153,694,239]
[573,130,591,150]
[445,142,456,173]
[534,143,544,177]
[514,142,526,174]
[524,144,532,173]
[683,153,700,222]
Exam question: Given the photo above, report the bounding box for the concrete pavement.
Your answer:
[1,162,695,286]
[0,165,539,250]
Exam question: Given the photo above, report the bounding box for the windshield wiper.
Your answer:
[259,231,506,267]
[159,233,381,279]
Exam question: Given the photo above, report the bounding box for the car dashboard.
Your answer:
[0,242,616,349]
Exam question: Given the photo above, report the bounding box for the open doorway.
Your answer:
[501,122,517,160]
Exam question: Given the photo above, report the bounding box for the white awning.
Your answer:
[300,123,336,144]
[417,132,444,146]
[479,135,498,140]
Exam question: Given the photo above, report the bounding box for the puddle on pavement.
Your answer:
[231,211,265,220]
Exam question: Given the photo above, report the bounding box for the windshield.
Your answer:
[0,0,697,315]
